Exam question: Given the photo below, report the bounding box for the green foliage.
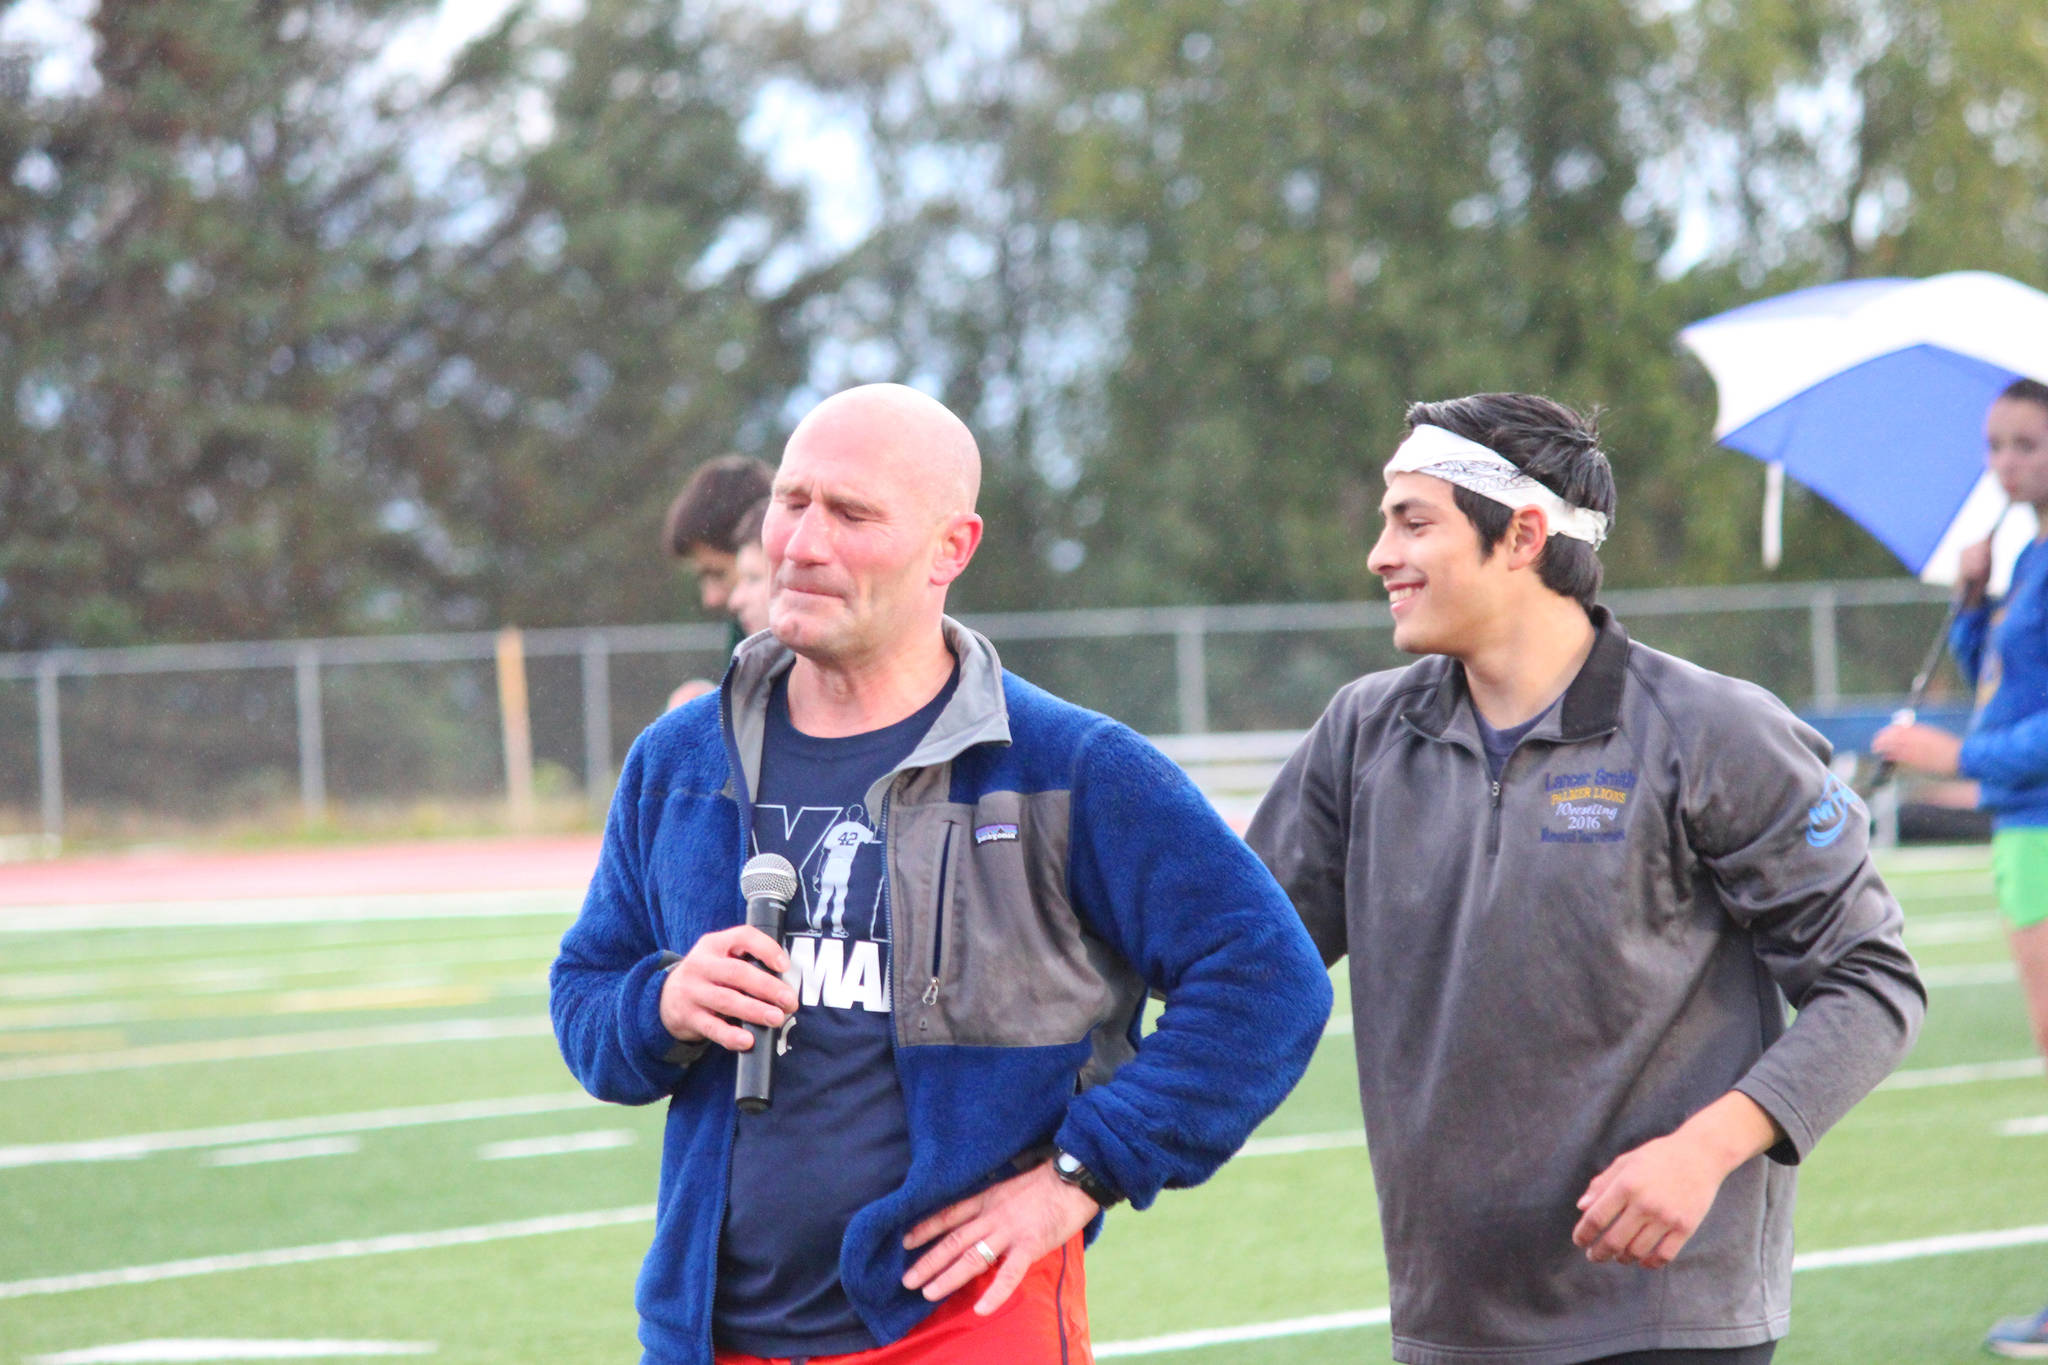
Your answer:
[0,0,440,648]
[821,0,2048,603]
[7,0,2048,645]
[388,0,830,629]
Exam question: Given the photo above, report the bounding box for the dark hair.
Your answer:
[1401,393,1615,613]
[731,498,767,549]
[662,455,773,557]
[2001,377,2048,413]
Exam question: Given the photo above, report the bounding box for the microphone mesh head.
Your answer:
[741,852,800,903]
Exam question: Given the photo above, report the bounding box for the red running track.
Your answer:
[0,836,603,907]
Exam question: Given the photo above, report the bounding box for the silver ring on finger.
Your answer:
[972,1239,998,1268]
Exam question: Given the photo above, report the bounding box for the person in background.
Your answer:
[724,499,771,639]
[665,454,775,612]
[663,455,773,709]
[552,382,1332,1365]
[1871,376,2048,1358]
[1251,391,1924,1365]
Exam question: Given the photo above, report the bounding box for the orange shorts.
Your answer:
[713,1232,1091,1365]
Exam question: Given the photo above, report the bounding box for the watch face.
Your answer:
[1055,1152,1082,1178]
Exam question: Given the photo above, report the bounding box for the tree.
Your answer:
[383,0,836,629]
[822,0,2048,604]
[0,0,438,649]
[988,0,1726,603]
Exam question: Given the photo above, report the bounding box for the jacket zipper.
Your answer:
[879,783,906,1038]
[1489,775,1504,856]
[708,671,750,1363]
[924,825,954,1006]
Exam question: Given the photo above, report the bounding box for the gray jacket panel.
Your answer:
[1247,608,1925,1365]
[720,619,1143,1066]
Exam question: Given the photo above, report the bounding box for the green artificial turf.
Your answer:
[1,845,2042,1363]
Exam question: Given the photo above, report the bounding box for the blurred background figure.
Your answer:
[664,454,775,614]
[663,455,773,709]
[1871,377,2048,1358]
[724,500,771,639]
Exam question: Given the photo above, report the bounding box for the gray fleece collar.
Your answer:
[1404,605,1629,751]
[721,617,1012,821]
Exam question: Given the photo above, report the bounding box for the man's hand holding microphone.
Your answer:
[659,855,801,1111]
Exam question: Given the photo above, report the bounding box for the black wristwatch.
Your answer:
[1051,1148,1124,1209]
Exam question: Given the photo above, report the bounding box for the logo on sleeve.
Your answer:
[1805,774,1863,848]
[974,823,1019,845]
[1540,768,1635,843]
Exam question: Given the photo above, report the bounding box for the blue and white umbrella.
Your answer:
[1680,270,2048,591]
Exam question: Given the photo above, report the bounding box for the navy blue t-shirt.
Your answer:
[713,666,958,1357]
[1474,699,1556,781]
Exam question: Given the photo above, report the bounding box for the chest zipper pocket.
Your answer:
[923,824,956,1008]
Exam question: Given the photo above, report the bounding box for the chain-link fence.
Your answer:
[0,579,1961,844]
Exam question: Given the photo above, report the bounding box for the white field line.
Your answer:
[1902,915,2001,945]
[0,1206,655,1300]
[12,953,1991,1024]
[1878,1057,2043,1089]
[1096,1308,1393,1358]
[1327,998,2031,1039]
[6,1200,2045,1311]
[0,892,575,934]
[1892,889,1998,905]
[477,1129,634,1161]
[0,939,560,1004]
[1095,1223,2048,1356]
[1791,1223,2048,1271]
[0,1016,553,1082]
[205,1137,362,1167]
[0,980,545,1032]
[1997,1114,2048,1137]
[1876,845,1995,873]
[0,984,555,1032]
[1920,962,2019,987]
[1326,1021,2042,1090]
[1237,1130,1365,1159]
[1246,1051,2048,1157]
[0,1092,601,1169]
[28,1341,436,1363]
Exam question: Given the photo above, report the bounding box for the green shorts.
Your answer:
[1991,827,2048,931]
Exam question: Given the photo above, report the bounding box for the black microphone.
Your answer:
[735,852,799,1115]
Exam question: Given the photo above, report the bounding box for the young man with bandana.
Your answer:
[1249,393,1926,1365]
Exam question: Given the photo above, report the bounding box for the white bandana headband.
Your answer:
[1384,424,1610,548]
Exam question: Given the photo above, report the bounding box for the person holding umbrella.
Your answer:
[1873,376,2048,1358]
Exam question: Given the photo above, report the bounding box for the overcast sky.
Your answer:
[0,0,878,255]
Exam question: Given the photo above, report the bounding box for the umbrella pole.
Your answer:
[1863,502,2012,796]
[1863,605,1964,795]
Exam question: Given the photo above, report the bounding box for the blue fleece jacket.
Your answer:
[1953,537,2048,826]
[549,623,1332,1364]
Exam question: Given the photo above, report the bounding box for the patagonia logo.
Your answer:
[1539,767,1635,844]
[974,823,1019,845]
[1806,774,1862,848]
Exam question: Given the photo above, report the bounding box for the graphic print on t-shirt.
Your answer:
[809,808,880,936]
[716,666,954,1360]
[750,801,893,1061]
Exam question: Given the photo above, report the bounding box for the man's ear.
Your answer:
[931,513,985,587]
[1503,507,1549,572]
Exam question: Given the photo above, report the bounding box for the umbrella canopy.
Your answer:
[1679,270,2048,590]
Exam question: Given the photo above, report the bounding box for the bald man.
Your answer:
[551,385,1331,1365]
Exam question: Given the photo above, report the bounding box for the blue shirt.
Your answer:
[1954,538,2048,825]
[713,668,958,1357]
[1474,700,1556,782]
